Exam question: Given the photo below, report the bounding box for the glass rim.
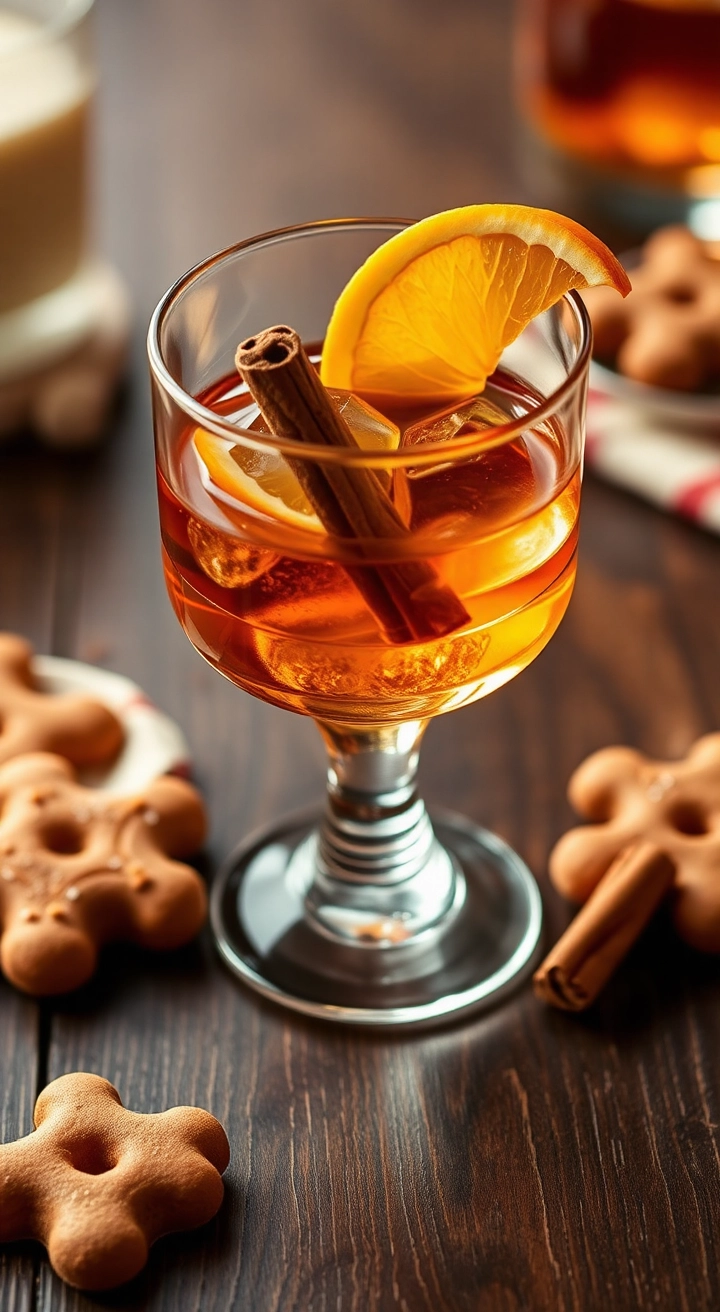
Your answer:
[0,0,94,52]
[147,217,593,471]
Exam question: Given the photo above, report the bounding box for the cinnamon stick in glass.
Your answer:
[533,842,676,1012]
[235,325,470,646]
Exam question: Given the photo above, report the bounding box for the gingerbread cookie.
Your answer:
[0,752,207,994]
[584,226,720,391]
[0,1072,229,1290]
[550,733,720,952]
[0,633,123,768]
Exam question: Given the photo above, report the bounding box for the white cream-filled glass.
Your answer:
[0,0,95,376]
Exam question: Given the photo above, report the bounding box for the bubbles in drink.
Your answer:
[255,628,492,704]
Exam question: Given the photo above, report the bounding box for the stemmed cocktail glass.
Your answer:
[148,219,591,1027]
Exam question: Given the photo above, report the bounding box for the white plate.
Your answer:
[34,656,191,793]
[590,359,720,434]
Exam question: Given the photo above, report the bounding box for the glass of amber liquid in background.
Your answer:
[0,0,95,378]
[148,220,590,1027]
[516,0,720,238]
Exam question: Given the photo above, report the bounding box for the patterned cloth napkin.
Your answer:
[586,387,720,534]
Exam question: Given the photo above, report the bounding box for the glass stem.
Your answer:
[304,720,459,943]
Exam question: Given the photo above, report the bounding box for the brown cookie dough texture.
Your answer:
[0,752,207,994]
[0,1072,230,1290]
[0,633,123,767]
[550,734,720,952]
[583,226,720,391]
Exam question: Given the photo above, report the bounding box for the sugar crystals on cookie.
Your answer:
[0,1072,229,1290]
[0,752,207,994]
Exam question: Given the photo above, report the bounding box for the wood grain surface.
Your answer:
[2,2,720,1309]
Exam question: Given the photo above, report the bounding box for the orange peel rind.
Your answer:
[321,204,630,404]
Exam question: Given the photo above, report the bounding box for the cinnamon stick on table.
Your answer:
[235,326,470,646]
[533,842,676,1012]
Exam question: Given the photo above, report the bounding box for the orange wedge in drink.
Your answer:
[193,428,322,531]
[320,204,630,404]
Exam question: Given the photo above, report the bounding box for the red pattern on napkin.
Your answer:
[586,389,720,534]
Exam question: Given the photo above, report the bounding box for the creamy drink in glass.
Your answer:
[0,0,106,387]
[0,3,92,313]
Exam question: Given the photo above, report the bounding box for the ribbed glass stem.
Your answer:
[302,720,458,944]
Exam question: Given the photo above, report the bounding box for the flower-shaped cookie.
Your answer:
[0,752,207,994]
[0,1072,229,1290]
[550,733,720,952]
[584,226,720,390]
[0,633,123,767]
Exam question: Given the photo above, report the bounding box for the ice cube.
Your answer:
[404,395,511,447]
[331,391,400,451]
[188,518,278,588]
[246,389,399,452]
[242,388,397,495]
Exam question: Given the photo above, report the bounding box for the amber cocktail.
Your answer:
[516,0,720,233]
[519,0,720,187]
[158,370,579,723]
[148,218,592,1027]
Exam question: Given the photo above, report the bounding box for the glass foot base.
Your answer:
[210,808,543,1028]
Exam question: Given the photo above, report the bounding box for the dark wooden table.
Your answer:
[2,2,720,1308]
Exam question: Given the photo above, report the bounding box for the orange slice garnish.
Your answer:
[194,427,321,531]
[320,204,630,404]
